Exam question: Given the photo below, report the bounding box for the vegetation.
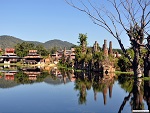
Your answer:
[65,0,150,78]
[15,42,49,57]
[118,75,134,92]
[76,34,104,63]
[118,48,147,72]
[143,77,150,80]
[49,46,58,55]
[0,35,23,49]
[0,35,74,50]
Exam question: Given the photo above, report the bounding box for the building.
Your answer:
[0,48,20,63]
[51,48,75,64]
[23,50,43,64]
[22,67,41,81]
[0,65,18,81]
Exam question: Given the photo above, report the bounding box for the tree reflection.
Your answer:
[74,71,115,105]
[118,74,134,92]
[14,67,50,84]
[118,76,150,113]
[144,80,150,111]
[74,72,89,104]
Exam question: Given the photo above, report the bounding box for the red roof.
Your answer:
[5,48,15,52]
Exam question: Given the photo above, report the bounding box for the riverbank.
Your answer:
[0,62,56,68]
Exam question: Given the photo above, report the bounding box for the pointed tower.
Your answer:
[109,85,113,98]
[108,41,113,55]
[93,41,98,52]
[103,40,108,57]
[103,87,107,105]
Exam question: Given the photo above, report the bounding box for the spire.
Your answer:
[109,85,113,98]
[108,41,113,55]
[103,40,108,57]
[103,87,107,105]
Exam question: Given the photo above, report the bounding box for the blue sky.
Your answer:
[0,0,130,48]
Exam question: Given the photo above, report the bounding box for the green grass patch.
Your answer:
[115,71,134,75]
[143,77,150,80]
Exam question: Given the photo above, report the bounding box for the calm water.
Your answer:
[0,66,149,113]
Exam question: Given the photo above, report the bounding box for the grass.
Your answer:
[143,77,150,80]
[115,71,134,75]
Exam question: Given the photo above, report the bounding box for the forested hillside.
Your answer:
[0,35,74,49]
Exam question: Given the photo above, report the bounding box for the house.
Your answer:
[5,73,15,81]
[22,67,41,80]
[51,47,75,64]
[23,50,43,64]
[0,48,20,63]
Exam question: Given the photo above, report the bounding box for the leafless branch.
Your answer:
[65,0,150,64]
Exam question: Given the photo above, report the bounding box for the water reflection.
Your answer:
[73,71,115,105]
[118,75,150,113]
[144,80,150,111]
[0,66,149,113]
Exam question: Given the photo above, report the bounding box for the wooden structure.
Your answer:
[0,65,18,81]
[51,48,75,63]
[0,48,20,63]
[23,67,41,80]
[23,50,42,64]
[5,73,15,81]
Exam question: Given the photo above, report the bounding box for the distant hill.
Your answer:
[44,39,74,49]
[0,35,75,49]
[0,35,24,49]
[0,78,20,88]
[44,76,70,85]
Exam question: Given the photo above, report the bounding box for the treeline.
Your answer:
[0,35,74,50]
[60,33,147,72]
[117,48,147,72]
[0,41,59,57]
[60,33,111,71]
[15,42,49,57]
[14,42,63,57]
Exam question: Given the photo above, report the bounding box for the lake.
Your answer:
[0,66,149,113]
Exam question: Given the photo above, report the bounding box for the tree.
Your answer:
[15,42,35,57]
[49,46,58,55]
[36,45,49,56]
[65,0,150,78]
[15,42,49,57]
[78,33,88,53]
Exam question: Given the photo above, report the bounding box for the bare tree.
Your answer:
[65,0,150,77]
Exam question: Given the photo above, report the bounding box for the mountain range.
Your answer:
[0,35,75,49]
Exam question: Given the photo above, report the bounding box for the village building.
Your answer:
[51,47,75,64]
[0,48,20,64]
[5,72,15,81]
[22,67,41,81]
[23,50,43,64]
[0,65,18,81]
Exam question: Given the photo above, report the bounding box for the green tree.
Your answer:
[15,42,35,57]
[93,51,104,62]
[118,48,134,71]
[78,33,88,53]
[118,56,132,72]
[36,44,49,56]
[65,0,150,77]
[49,46,58,55]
